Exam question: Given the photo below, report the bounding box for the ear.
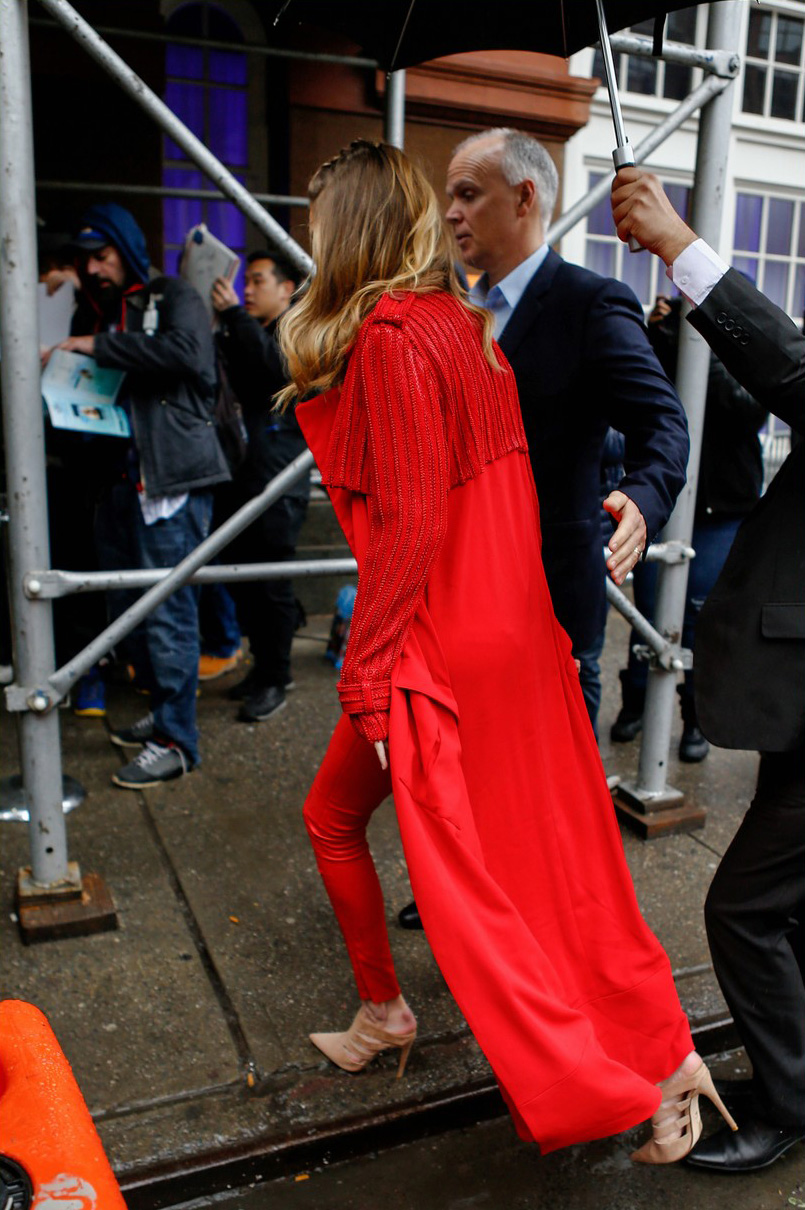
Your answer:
[516,178,538,218]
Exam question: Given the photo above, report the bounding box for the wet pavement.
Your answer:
[167,1063,805,1210]
[2,596,802,1207]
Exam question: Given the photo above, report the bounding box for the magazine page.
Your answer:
[181,223,240,320]
[42,349,130,438]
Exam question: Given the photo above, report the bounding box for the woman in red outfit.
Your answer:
[278,141,735,1161]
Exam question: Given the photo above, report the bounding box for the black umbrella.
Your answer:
[273,0,703,174]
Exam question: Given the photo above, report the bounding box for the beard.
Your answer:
[84,275,124,322]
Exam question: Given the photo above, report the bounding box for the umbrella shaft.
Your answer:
[594,0,629,149]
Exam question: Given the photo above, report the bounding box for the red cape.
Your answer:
[298,387,692,1154]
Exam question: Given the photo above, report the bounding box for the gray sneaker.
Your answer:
[110,713,155,749]
[112,740,189,789]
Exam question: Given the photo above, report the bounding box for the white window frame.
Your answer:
[582,167,693,308]
[591,6,709,107]
[731,186,805,320]
[740,0,805,125]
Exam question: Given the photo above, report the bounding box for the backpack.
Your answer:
[214,356,248,474]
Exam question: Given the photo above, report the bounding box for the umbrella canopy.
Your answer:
[271,0,701,72]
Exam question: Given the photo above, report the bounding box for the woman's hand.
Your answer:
[374,741,389,771]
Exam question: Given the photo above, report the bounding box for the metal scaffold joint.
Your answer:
[644,540,696,564]
[632,644,694,671]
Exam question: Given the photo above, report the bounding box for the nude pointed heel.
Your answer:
[310,1004,417,1079]
[631,1060,738,1165]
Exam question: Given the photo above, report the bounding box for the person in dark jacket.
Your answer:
[445,129,689,737]
[610,294,768,762]
[612,165,805,1174]
[55,203,230,787]
[211,250,309,723]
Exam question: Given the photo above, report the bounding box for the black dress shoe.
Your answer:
[398,900,423,930]
[610,709,643,743]
[679,723,709,763]
[686,1114,805,1172]
[238,684,287,723]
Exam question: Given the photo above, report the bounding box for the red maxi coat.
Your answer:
[296,290,693,1154]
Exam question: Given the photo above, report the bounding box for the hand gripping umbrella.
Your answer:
[273,0,703,192]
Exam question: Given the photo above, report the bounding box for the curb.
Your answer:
[120,1015,739,1209]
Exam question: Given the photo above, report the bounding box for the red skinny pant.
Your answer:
[303,715,401,1003]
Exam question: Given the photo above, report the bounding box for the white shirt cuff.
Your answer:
[665,239,730,308]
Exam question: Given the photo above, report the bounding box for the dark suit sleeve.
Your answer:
[688,269,805,434]
[582,278,690,542]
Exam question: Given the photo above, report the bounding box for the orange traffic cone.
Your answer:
[0,999,126,1208]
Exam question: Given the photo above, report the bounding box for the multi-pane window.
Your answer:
[592,8,702,102]
[732,192,805,318]
[585,174,691,306]
[162,2,248,289]
[742,5,805,122]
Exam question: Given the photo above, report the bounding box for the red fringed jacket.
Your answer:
[317,290,526,742]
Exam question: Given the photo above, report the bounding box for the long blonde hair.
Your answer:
[276,139,498,409]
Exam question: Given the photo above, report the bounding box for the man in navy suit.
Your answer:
[397,129,691,934]
[445,128,689,734]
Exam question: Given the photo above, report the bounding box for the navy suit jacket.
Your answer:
[498,249,689,650]
[691,269,805,751]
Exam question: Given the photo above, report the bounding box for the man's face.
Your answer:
[82,245,127,290]
[243,259,293,324]
[446,138,526,284]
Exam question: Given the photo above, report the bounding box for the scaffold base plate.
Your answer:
[614,782,706,839]
[16,871,118,944]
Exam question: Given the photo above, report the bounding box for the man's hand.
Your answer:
[611,168,697,266]
[603,491,647,586]
[56,335,96,357]
[211,276,239,313]
[39,266,80,296]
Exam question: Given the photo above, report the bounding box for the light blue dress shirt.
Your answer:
[468,244,550,340]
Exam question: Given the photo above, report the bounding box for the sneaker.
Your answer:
[228,671,295,701]
[126,664,152,696]
[109,713,155,749]
[112,741,190,789]
[73,667,107,718]
[227,668,260,701]
[237,684,287,723]
[198,648,243,682]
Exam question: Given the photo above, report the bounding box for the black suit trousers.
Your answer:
[704,746,805,1126]
[220,496,307,689]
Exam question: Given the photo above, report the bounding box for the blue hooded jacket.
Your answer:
[72,204,230,495]
[72,203,150,285]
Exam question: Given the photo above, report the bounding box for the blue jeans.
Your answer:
[199,582,242,658]
[624,515,743,704]
[95,481,213,765]
[574,627,605,739]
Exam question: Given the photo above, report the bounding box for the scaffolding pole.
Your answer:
[614,1,745,839]
[36,180,311,210]
[0,0,72,890]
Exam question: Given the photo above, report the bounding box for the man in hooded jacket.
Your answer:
[56,202,230,787]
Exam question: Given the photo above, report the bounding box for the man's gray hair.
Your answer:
[453,128,559,227]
